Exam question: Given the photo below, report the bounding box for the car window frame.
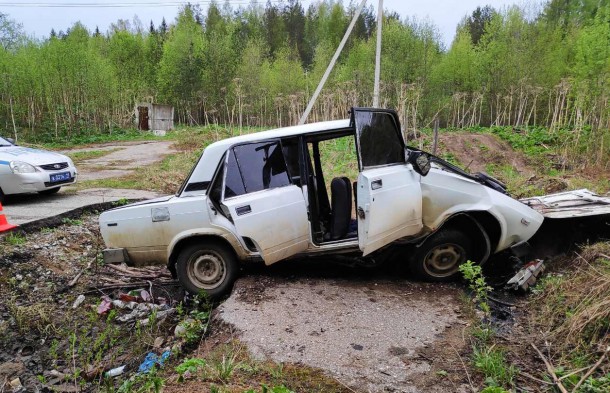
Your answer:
[350,108,406,171]
[221,139,293,201]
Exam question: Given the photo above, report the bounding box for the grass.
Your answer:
[61,217,83,226]
[3,232,26,246]
[532,243,610,357]
[467,242,610,392]
[214,352,240,382]
[472,345,517,389]
[170,341,350,392]
[28,128,167,150]
[77,150,199,194]
[72,125,255,194]
[77,177,141,191]
[457,254,610,391]
[318,135,359,183]
[483,163,542,198]
[459,261,518,391]
[52,305,172,391]
[6,300,54,334]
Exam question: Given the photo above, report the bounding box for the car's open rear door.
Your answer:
[352,108,423,256]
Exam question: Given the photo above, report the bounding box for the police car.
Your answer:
[0,136,77,202]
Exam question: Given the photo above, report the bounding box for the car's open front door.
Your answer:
[352,108,423,256]
[218,141,310,265]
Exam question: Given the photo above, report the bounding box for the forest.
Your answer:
[0,0,609,150]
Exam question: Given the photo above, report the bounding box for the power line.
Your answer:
[0,0,280,8]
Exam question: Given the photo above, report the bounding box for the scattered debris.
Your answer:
[116,303,166,323]
[105,366,126,378]
[138,351,170,374]
[174,319,193,338]
[72,294,86,309]
[139,308,175,326]
[153,337,164,349]
[506,259,545,291]
[97,296,113,315]
[9,377,22,392]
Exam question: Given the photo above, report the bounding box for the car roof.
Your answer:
[182,119,351,195]
[206,119,350,151]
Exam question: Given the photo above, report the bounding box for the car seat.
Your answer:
[330,177,352,240]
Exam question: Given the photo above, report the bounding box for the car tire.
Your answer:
[410,229,472,282]
[38,187,61,195]
[0,188,4,204]
[176,241,238,299]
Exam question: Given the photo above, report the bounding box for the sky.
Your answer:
[0,0,534,48]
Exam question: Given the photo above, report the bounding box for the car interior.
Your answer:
[298,129,359,245]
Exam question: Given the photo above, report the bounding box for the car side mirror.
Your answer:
[408,151,431,176]
[6,138,15,145]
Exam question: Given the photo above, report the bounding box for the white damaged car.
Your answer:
[0,136,77,202]
[99,107,554,298]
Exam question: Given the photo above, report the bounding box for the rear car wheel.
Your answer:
[38,187,61,195]
[176,242,238,299]
[410,229,472,281]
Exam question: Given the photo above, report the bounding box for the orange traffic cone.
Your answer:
[0,202,17,232]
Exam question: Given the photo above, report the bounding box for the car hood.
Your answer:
[0,146,69,166]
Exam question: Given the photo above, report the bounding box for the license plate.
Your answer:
[50,172,71,183]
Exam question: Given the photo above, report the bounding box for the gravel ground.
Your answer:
[219,272,468,393]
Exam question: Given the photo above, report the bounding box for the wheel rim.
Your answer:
[423,243,466,278]
[186,250,227,290]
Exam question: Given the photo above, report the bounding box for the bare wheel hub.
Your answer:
[423,244,465,278]
[188,252,226,289]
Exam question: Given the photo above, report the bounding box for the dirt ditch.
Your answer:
[439,133,535,176]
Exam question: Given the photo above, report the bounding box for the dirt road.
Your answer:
[62,140,176,181]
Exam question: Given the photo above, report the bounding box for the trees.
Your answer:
[0,1,608,140]
[284,0,307,64]
[0,12,25,51]
[464,6,496,46]
[157,5,206,124]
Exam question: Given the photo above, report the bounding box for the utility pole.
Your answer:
[299,0,368,125]
[373,0,383,107]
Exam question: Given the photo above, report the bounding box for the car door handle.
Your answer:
[357,207,365,219]
[371,179,383,190]
[235,205,252,216]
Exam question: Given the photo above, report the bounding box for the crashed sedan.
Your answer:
[99,108,559,298]
[0,136,77,202]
